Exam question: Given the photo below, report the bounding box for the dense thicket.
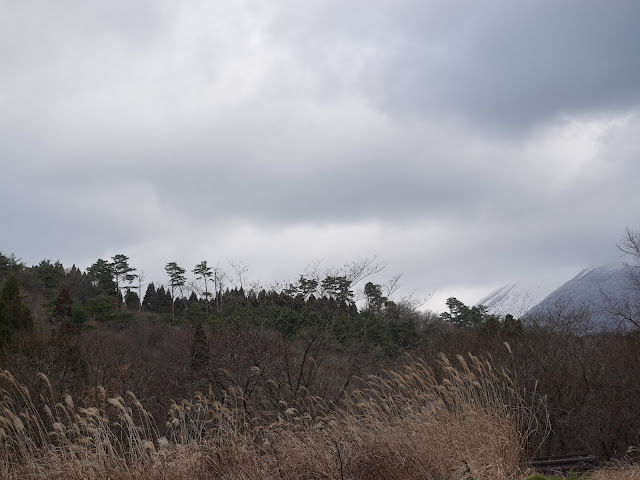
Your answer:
[0,248,639,465]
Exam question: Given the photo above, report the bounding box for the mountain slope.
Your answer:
[476,263,637,329]
[527,263,634,329]
[475,279,562,318]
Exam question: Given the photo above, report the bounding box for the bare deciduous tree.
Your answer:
[606,227,640,329]
[227,260,249,291]
[136,269,146,313]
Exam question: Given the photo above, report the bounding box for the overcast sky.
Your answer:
[2,1,639,311]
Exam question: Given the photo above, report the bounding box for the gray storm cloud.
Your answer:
[1,0,639,309]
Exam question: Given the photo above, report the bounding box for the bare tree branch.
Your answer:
[618,227,640,259]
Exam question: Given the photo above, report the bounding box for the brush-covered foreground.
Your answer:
[526,465,640,480]
[1,354,550,479]
[588,464,640,479]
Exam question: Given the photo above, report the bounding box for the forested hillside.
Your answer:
[1,245,639,479]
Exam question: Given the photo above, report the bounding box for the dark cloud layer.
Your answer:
[271,1,640,130]
[1,1,639,309]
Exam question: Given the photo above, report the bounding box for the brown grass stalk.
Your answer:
[1,354,553,479]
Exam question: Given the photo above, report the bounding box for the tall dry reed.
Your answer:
[1,354,548,479]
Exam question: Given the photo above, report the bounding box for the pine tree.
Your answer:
[192,261,213,312]
[165,262,186,319]
[125,289,140,311]
[142,283,157,312]
[87,259,116,296]
[111,254,137,310]
[0,252,22,280]
[35,259,65,296]
[154,286,173,314]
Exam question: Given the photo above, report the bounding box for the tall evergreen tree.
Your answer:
[192,261,213,312]
[364,281,387,314]
[125,289,140,311]
[0,252,22,279]
[51,287,76,334]
[87,259,116,296]
[321,276,353,305]
[34,259,65,295]
[157,286,173,314]
[111,254,137,310]
[439,297,495,329]
[142,283,158,312]
[165,262,186,318]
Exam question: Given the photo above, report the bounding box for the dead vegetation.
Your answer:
[1,354,544,479]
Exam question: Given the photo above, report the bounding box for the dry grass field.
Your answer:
[2,351,638,479]
[1,354,547,479]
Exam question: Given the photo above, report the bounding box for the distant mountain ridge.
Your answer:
[475,279,560,319]
[477,263,635,328]
[527,263,632,328]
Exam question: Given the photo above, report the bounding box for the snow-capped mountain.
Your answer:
[527,263,633,328]
[475,279,562,318]
[476,263,636,329]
